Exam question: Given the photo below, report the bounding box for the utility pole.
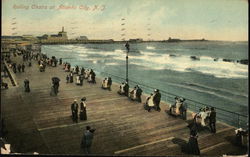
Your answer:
[125,42,130,83]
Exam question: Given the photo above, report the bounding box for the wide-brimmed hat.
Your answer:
[81,97,86,101]
[74,99,77,102]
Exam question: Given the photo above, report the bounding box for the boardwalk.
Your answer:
[1,55,247,156]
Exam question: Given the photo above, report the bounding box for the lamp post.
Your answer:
[125,42,130,83]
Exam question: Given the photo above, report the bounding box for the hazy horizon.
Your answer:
[2,0,248,41]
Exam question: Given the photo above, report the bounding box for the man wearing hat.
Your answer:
[24,78,30,93]
[81,126,95,154]
[80,97,87,120]
[209,107,216,133]
[124,82,129,96]
[71,100,79,123]
[153,89,161,111]
[136,85,143,102]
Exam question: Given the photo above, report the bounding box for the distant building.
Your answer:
[46,27,68,41]
[129,38,143,43]
[167,37,181,42]
[22,35,37,41]
[76,36,88,40]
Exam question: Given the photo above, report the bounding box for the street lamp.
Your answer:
[125,42,130,83]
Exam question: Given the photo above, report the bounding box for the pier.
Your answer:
[1,54,248,156]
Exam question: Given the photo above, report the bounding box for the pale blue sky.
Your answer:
[2,0,248,41]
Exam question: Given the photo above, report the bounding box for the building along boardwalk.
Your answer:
[1,54,248,156]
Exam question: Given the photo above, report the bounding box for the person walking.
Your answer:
[182,129,200,155]
[66,75,70,83]
[81,126,95,154]
[21,63,25,72]
[107,77,112,91]
[124,82,129,96]
[209,107,216,133]
[153,89,161,112]
[24,78,30,92]
[136,85,143,102]
[71,100,78,123]
[69,72,74,83]
[79,74,84,86]
[79,97,87,120]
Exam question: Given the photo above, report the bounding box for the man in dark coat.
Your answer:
[69,72,74,83]
[59,58,62,65]
[179,98,187,120]
[209,107,216,133]
[21,63,25,72]
[52,79,60,95]
[90,70,96,84]
[124,82,129,96]
[136,85,143,102]
[71,100,79,123]
[24,78,30,92]
[75,66,79,74]
[68,64,71,71]
[81,67,85,75]
[107,77,112,91]
[81,126,95,154]
[66,75,70,83]
[153,89,161,112]
[79,74,84,86]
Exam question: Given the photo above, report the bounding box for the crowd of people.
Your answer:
[192,106,217,133]
[167,96,187,120]
[144,89,161,112]
[101,77,112,91]
[3,47,243,156]
[64,64,96,85]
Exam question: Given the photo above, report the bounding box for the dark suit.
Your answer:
[124,84,129,96]
[136,88,142,102]
[153,92,161,111]
[209,111,216,133]
[71,102,78,122]
[82,130,94,154]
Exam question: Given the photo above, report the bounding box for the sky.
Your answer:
[1,0,248,41]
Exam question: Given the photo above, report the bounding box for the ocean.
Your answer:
[41,41,248,125]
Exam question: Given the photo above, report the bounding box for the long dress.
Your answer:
[175,101,182,115]
[130,89,137,100]
[183,136,200,155]
[102,79,108,88]
[76,75,80,85]
[148,95,154,107]
[80,102,87,120]
[119,84,125,94]
[70,73,73,83]
[199,111,210,126]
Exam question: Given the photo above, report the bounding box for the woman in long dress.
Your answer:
[102,78,108,89]
[80,97,87,120]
